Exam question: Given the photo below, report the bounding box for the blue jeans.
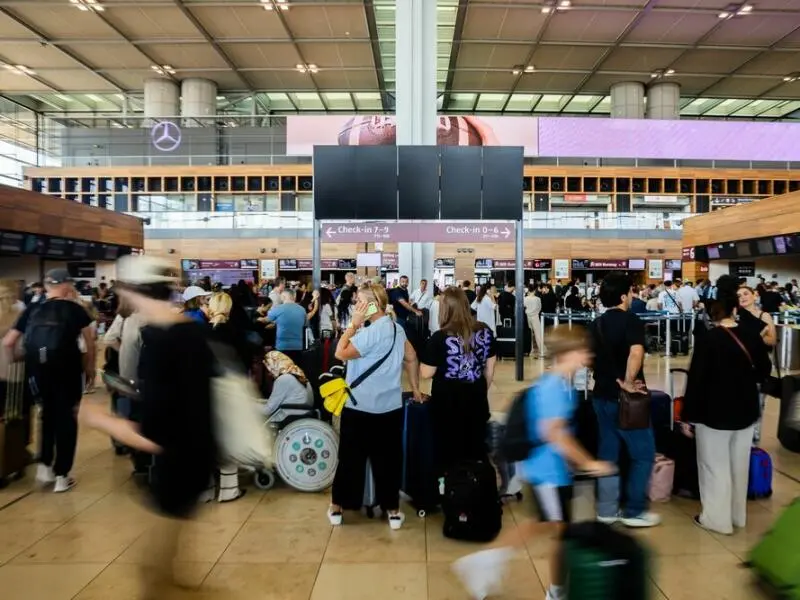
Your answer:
[593,398,656,518]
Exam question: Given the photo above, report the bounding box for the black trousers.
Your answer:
[332,407,403,512]
[34,366,81,477]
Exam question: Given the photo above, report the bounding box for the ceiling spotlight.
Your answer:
[512,64,534,75]
[260,0,289,10]
[719,2,753,19]
[150,64,176,76]
[650,68,676,79]
[69,0,105,12]
[541,0,569,13]
[783,73,800,83]
[296,63,318,74]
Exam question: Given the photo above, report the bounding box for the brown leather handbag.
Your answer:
[597,316,652,430]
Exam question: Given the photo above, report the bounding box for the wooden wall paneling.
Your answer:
[0,185,144,247]
[683,191,800,247]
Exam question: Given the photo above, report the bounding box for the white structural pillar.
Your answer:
[181,78,218,127]
[647,81,680,120]
[143,78,179,126]
[610,81,645,119]
[396,0,437,288]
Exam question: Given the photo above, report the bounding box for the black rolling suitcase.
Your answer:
[496,319,532,359]
[778,376,800,453]
[442,459,502,542]
[405,313,428,356]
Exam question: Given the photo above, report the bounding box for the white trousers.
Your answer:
[695,423,754,534]
[526,313,546,356]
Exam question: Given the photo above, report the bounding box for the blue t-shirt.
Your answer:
[346,316,407,414]
[267,302,307,351]
[520,372,576,487]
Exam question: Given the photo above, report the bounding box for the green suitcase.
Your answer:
[562,521,650,600]
[748,498,800,599]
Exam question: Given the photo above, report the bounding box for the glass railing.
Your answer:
[524,211,694,230]
[136,211,693,231]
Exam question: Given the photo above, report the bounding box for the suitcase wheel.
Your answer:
[254,469,276,491]
[417,509,426,518]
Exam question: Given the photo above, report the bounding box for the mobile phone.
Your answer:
[365,302,379,317]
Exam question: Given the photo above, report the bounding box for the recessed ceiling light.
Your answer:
[216,95,225,100]
[4,64,35,76]
[69,0,104,12]
[718,11,731,18]
[784,73,800,82]
[524,65,535,73]
[558,0,571,7]
[737,3,753,14]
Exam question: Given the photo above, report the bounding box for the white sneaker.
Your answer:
[36,464,55,485]
[546,585,566,600]
[597,513,620,525]
[388,512,405,531]
[621,511,661,528]
[452,548,512,600]
[53,476,76,493]
[327,508,343,526]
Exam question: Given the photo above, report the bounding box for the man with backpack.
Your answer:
[2,268,94,492]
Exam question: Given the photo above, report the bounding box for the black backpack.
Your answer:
[501,386,542,463]
[24,301,75,365]
[442,460,502,542]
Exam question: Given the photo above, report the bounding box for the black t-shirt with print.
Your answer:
[422,326,497,472]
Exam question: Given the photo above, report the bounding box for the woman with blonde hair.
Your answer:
[262,351,314,423]
[328,281,423,529]
[421,287,496,476]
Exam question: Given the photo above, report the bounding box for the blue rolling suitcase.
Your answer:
[401,395,439,516]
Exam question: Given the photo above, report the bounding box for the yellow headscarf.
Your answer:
[264,351,308,385]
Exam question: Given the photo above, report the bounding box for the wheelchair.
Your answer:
[253,403,339,493]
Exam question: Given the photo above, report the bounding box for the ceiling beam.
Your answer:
[499,9,557,112]
[441,0,469,112]
[565,0,658,104]
[172,0,271,115]
[694,22,800,97]
[363,0,388,112]
[0,6,127,93]
[270,6,328,111]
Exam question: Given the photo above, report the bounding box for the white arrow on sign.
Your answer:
[501,227,511,239]
[325,227,334,239]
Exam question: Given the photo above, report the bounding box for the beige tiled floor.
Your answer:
[1,356,798,599]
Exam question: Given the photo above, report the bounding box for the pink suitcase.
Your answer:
[649,454,675,503]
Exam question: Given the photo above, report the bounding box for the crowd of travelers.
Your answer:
[0,261,787,599]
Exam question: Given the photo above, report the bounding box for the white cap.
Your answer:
[182,285,212,302]
[117,255,178,285]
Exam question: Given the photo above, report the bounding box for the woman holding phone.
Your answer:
[327,282,423,529]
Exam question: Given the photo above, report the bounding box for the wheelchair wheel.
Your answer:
[254,469,276,491]
[274,418,339,492]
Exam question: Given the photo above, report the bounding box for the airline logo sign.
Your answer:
[321,222,514,243]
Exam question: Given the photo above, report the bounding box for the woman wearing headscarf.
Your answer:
[262,351,314,423]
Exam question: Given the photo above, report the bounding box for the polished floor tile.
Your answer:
[0,355,792,599]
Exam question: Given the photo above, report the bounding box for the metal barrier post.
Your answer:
[664,314,672,358]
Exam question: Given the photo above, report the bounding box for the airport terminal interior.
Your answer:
[1,0,800,598]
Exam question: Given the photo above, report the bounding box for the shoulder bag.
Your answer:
[321,323,397,417]
[597,314,652,430]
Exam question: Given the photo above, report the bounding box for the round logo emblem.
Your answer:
[150,121,182,152]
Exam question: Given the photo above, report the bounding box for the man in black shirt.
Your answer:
[759,283,784,314]
[389,275,421,327]
[589,272,660,529]
[3,269,95,493]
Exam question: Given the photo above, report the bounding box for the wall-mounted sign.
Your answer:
[491,259,553,270]
[729,262,756,277]
[182,259,257,270]
[682,247,695,260]
[711,197,755,206]
[150,121,182,153]
[665,259,682,271]
[278,259,313,271]
[475,258,494,270]
[260,259,276,280]
[648,259,663,279]
[434,258,456,268]
[382,252,398,269]
[571,259,629,270]
[322,222,514,243]
[628,259,646,270]
[554,259,569,279]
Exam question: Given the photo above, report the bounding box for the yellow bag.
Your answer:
[320,323,398,416]
[320,377,351,417]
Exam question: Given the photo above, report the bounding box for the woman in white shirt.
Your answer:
[429,288,441,334]
[523,284,546,357]
[471,284,498,334]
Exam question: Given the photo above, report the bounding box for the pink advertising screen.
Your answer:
[287,115,538,156]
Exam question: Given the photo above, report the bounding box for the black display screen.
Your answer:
[0,231,24,253]
[757,239,775,255]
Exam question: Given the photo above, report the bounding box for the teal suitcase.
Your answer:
[748,498,800,599]
[563,522,650,600]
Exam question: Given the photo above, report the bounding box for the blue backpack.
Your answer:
[748,447,773,500]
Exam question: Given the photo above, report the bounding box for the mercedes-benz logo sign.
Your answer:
[151,121,182,152]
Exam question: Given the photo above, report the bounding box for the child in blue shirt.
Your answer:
[453,328,614,600]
